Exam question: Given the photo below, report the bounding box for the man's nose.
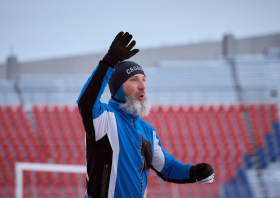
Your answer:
[138,81,146,90]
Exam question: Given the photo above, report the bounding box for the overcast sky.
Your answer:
[1,0,280,63]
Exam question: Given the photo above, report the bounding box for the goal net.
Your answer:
[15,162,86,198]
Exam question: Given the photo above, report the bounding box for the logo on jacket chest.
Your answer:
[140,135,153,171]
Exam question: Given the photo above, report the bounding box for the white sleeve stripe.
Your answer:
[151,131,165,172]
[106,112,119,198]
[93,111,110,141]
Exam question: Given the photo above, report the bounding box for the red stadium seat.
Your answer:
[259,104,272,134]
[248,104,264,148]
[270,103,279,122]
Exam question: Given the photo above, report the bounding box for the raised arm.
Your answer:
[76,32,139,139]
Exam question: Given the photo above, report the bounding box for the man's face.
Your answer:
[122,74,146,103]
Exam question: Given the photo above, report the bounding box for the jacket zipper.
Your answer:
[100,163,109,198]
[132,116,144,198]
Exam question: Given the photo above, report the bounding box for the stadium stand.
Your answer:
[0,103,279,198]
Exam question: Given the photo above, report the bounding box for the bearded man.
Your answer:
[77,32,214,198]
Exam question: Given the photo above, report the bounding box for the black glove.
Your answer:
[103,31,140,67]
[189,163,214,184]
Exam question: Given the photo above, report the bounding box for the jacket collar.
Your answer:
[109,98,140,120]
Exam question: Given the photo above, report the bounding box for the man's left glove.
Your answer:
[189,163,214,184]
[103,31,139,67]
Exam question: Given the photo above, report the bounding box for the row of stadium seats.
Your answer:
[0,103,279,198]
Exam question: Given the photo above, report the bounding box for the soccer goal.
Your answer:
[15,162,86,198]
[15,162,148,198]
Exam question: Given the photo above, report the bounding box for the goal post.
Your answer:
[15,162,86,198]
[15,162,148,198]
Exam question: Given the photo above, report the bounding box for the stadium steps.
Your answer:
[0,104,279,198]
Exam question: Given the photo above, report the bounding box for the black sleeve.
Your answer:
[77,60,113,140]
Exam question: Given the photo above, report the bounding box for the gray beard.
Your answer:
[119,94,151,117]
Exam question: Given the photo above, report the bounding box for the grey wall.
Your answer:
[18,40,222,76]
[237,33,280,55]
[129,40,222,66]
[20,53,104,75]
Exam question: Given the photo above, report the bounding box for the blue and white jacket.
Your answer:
[77,60,195,198]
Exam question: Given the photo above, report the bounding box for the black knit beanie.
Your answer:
[109,61,145,98]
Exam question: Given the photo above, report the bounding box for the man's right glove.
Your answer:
[103,31,140,67]
[189,163,214,184]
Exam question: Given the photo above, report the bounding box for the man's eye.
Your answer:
[131,79,136,81]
